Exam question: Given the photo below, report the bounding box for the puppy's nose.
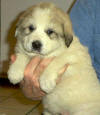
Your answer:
[32,40,42,51]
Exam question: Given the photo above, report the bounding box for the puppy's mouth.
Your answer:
[33,47,59,56]
[23,43,59,56]
[27,50,51,56]
[24,48,43,56]
[24,47,57,57]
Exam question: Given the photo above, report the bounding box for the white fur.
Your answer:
[8,3,100,115]
[8,53,30,84]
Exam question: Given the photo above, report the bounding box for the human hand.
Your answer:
[10,54,69,115]
[11,55,54,100]
[10,55,68,100]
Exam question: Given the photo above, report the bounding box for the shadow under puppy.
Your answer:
[8,2,100,115]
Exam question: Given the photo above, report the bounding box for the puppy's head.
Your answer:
[16,2,73,56]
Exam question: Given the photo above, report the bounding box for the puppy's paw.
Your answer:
[8,64,24,84]
[39,72,57,93]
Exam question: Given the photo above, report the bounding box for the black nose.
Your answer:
[32,40,42,51]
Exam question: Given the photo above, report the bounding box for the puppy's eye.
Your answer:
[46,29,54,35]
[28,25,35,32]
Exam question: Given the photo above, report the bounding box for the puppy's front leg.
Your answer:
[40,55,68,93]
[8,53,30,84]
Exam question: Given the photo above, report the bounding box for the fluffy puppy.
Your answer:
[8,2,100,115]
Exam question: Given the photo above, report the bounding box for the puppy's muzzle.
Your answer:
[32,40,42,52]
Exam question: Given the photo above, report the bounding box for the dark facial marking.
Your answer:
[62,24,73,47]
[46,29,54,36]
[20,24,36,36]
[65,34,73,47]
[46,28,59,40]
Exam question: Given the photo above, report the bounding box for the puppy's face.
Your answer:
[16,3,73,56]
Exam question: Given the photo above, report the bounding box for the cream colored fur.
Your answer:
[8,2,100,115]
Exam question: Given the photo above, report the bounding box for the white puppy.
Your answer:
[8,2,100,115]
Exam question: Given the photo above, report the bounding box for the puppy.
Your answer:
[8,2,100,115]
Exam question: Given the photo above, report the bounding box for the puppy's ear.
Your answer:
[64,32,73,47]
[63,15,73,47]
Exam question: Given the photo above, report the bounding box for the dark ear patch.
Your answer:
[62,23,73,47]
[64,34,73,47]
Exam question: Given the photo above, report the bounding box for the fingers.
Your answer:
[56,64,69,84]
[24,57,54,87]
[24,56,41,78]
[33,57,54,78]
[58,64,69,76]
[24,56,41,85]
[10,54,16,63]
[31,57,54,88]
[21,56,68,100]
